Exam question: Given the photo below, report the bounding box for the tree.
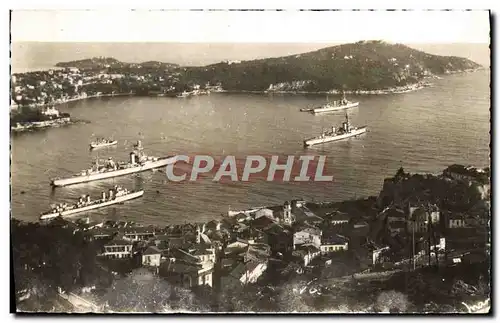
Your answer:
[102,268,211,312]
[11,220,109,309]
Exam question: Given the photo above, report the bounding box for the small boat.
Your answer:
[176,91,191,98]
[90,138,118,149]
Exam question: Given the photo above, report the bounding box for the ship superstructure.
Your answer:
[304,113,367,147]
[51,140,177,186]
[40,185,144,220]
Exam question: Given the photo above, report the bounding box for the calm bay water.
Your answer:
[11,71,490,225]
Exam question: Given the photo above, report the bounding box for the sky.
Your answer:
[11,10,490,44]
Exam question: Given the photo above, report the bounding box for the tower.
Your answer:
[196,225,201,244]
[283,201,293,226]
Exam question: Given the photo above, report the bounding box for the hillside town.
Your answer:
[13,164,490,312]
[10,64,222,110]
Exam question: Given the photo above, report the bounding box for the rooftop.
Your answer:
[143,246,162,255]
[105,239,133,246]
[294,226,322,236]
[161,259,200,274]
[385,208,406,219]
[228,262,246,279]
[321,234,348,245]
[250,215,276,229]
[123,226,157,234]
[326,210,350,221]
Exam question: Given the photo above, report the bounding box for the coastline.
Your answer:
[8,83,432,111]
[14,93,135,109]
[222,82,432,96]
[11,68,484,110]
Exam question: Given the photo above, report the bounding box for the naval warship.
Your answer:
[51,140,177,187]
[310,92,359,114]
[300,93,359,114]
[40,185,144,220]
[304,113,367,147]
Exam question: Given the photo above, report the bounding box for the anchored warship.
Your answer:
[304,112,367,147]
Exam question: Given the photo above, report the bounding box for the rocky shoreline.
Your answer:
[220,81,432,96]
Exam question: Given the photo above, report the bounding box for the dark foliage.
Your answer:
[10,106,70,123]
[181,41,481,91]
[11,220,111,304]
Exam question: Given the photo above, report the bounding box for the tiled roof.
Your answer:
[297,244,320,253]
[321,234,347,245]
[250,215,276,228]
[161,259,200,274]
[228,263,246,279]
[295,226,322,236]
[124,226,156,234]
[105,239,133,246]
[143,246,162,255]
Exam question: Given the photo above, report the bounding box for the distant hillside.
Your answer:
[53,41,482,93]
[55,57,179,70]
[183,40,482,92]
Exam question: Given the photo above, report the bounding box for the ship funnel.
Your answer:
[109,189,114,198]
[102,192,106,200]
[130,152,136,164]
[86,195,91,203]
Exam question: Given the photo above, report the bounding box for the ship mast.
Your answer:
[134,139,144,159]
[344,111,350,132]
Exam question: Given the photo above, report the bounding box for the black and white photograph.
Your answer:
[9,9,491,313]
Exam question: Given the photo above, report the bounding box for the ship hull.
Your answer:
[40,190,144,220]
[304,127,367,147]
[90,141,118,149]
[51,156,177,187]
[312,102,359,114]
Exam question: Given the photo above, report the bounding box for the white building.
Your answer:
[407,205,440,233]
[221,260,268,289]
[320,235,348,254]
[448,214,466,228]
[102,239,133,259]
[160,258,214,288]
[142,246,162,267]
[293,226,322,248]
[293,244,321,266]
[255,208,274,219]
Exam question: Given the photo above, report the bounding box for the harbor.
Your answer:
[10,70,490,225]
[9,9,491,314]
